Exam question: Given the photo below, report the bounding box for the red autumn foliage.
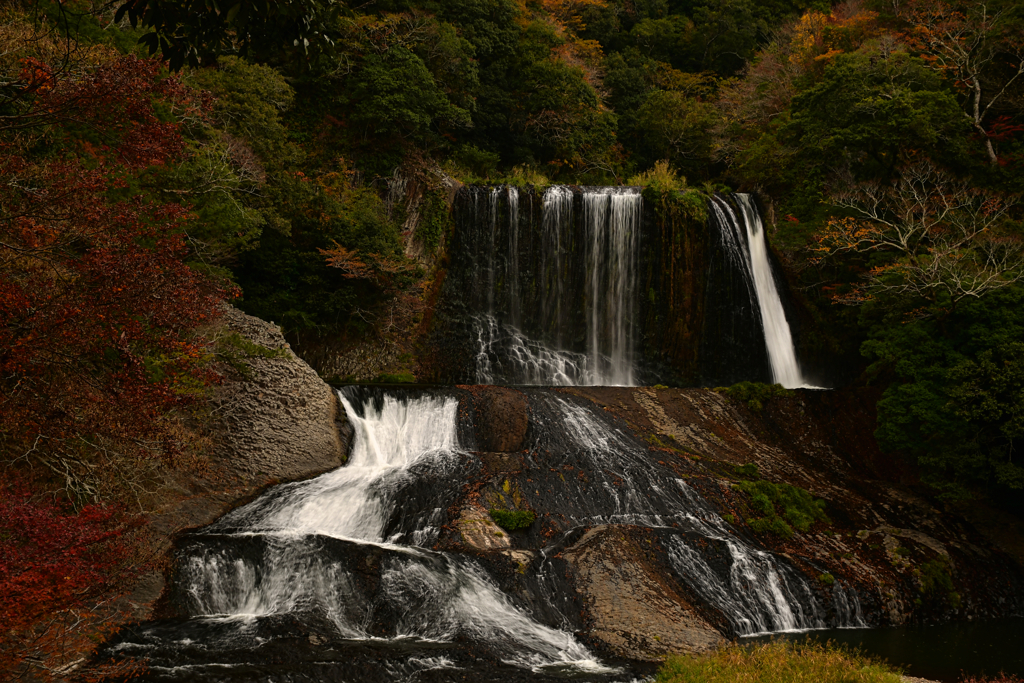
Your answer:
[0,47,225,681]
[1,55,224,476]
[0,477,144,676]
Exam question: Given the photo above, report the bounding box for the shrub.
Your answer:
[917,558,960,608]
[628,160,685,193]
[819,573,835,585]
[489,509,536,532]
[505,164,550,189]
[717,382,793,411]
[737,480,830,539]
[735,463,761,480]
[656,641,903,683]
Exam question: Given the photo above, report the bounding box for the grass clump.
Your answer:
[656,641,903,683]
[504,164,550,189]
[374,372,416,383]
[715,382,793,411]
[489,508,536,532]
[736,479,830,539]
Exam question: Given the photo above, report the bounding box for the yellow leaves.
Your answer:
[788,6,879,68]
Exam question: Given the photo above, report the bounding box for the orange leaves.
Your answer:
[540,0,608,33]
[789,4,879,69]
[320,242,413,289]
[320,243,374,280]
[18,57,55,94]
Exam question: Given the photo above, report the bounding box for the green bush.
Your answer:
[656,641,903,683]
[628,159,685,193]
[489,508,536,532]
[717,382,793,411]
[917,558,960,608]
[818,573,835,586]
[737,480,830,539]
[734,463,761,480]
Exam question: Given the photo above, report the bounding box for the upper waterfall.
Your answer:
[709,195,810,389]
[455,185,641,386]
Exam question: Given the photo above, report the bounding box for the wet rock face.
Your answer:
[563,526,725,660]
[120,306,350,625]
[473,387,529,452]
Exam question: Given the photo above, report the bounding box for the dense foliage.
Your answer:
[0,6,223,675]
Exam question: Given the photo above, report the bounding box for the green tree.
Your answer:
[786,38,970,177]
[113,0,343,69]
[865,285,1024,500]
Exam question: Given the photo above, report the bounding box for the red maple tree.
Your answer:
[1,47,226,680]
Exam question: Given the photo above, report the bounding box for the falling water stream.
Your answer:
[468,186,641,386]
[105,387,864,681]
[101,191,855,681]
[708,195,811,389]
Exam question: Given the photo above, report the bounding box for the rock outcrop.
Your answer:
[563,526,724,659]
[121,305,348,623]
[209,305,348,483]
[473,387,529,452]
[441,385,1024,660]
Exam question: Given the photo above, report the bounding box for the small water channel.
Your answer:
[749,617,1024,681]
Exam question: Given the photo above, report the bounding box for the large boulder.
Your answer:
[474,387,529,452]
[563,526,725,659]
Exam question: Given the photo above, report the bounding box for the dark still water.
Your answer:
[750,618,1024,682]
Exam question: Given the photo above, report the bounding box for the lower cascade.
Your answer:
[106,387,864,681]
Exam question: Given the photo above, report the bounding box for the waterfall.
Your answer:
[584,189,641,387]
[709,195,810,389]
[106,387,864,679]
[546,395,864,636]
[167,389,613,677]
[455,186,641,386]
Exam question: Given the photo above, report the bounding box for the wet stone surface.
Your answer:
[95,385,1024,681]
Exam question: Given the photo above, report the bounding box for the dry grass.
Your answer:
[656,641,904,683]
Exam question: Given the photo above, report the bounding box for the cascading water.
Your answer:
[540,395,864,636]
[454,186,641,386]
[708,195,811,389]
[109,389,617,682]
[104,387,864,680]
